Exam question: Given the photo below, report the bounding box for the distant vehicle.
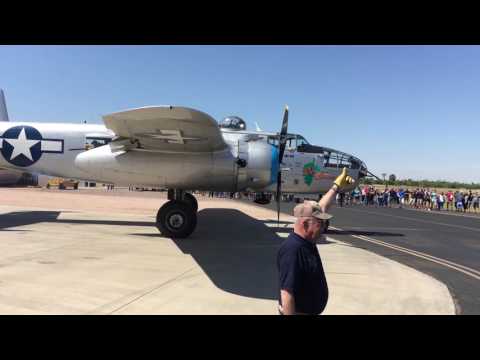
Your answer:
[46,177,79,190]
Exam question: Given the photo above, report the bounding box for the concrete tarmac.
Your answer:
[258,199,480,314]
[0,188,455,314]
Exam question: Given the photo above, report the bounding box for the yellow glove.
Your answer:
[333,167,355,189]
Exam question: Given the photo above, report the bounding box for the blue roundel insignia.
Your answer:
[1,126,44,167]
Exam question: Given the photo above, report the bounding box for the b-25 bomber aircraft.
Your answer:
[0,91,371,238]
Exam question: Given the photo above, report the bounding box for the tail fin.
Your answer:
[0,89,9,122]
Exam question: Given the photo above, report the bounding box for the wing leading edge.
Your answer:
[102,106,228,153]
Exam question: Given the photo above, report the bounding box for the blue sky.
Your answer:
[1,45,479,182]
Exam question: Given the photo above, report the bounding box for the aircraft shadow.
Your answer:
[172,209,280,300]
[0,211,153,230]
[0,211,62,230]
[171,209,333,300]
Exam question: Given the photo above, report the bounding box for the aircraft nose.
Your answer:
[359,162,368,178]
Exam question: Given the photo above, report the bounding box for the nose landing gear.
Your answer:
[156,190,198,238]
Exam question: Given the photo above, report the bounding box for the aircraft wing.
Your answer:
[102,106,228,153]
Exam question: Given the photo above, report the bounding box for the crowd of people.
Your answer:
[119,186,480,215]
[337,186,480,213]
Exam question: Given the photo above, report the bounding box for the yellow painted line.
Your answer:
[330,226,480,281]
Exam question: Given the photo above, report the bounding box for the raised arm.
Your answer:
[318,167,355,213]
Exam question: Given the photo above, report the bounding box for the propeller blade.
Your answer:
[276,105,288,227]
[278,105,289,164]
[277,171,282,225]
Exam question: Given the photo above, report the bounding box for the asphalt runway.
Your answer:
[246,200,480,315]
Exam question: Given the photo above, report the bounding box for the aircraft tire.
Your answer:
[183,193,198,213]
[156,200,197,239]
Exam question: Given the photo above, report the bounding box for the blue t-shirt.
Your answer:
[277,232,329,314]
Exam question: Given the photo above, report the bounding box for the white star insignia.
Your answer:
[4,128,40,161]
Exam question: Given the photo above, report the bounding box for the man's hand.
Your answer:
[319,167,356,213]
[280,290,296,315]
[333,167,355,190]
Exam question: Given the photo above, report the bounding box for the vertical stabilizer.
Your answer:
[0,89,9,122]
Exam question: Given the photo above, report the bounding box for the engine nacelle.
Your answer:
[74,140,278,192]
[235,140,278,191]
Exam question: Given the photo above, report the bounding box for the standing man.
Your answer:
[277,167,355,315]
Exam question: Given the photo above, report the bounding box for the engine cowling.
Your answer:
[234,140,278,191]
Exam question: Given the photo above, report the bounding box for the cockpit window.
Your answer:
[323,152,359,169]
[85,137,111,150]
[350,158,360,169]
[268,134,310,149]
[219,116,247,130]
[296,136,309,146]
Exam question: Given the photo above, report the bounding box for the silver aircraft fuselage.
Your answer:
[0,121,366,194]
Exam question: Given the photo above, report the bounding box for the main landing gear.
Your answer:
[156,190,198,238]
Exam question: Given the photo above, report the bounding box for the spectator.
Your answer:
[467,191,474,211]
[398,188,405,208]
[362,186,368,205]
[383,189,389,207]
[437,192,444,211]
[446,191,454,211]
[455,191,464,212]
[373,191,379,207]
[472,193,479,213]
[424,189,431,210]
[430,190,437,211]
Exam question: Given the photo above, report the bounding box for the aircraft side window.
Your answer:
[286,137,295,150]
[338,155,350,168]
[325,152,340,168]
[323,152,333,167]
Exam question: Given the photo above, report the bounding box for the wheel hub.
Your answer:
[168,213,184,229]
